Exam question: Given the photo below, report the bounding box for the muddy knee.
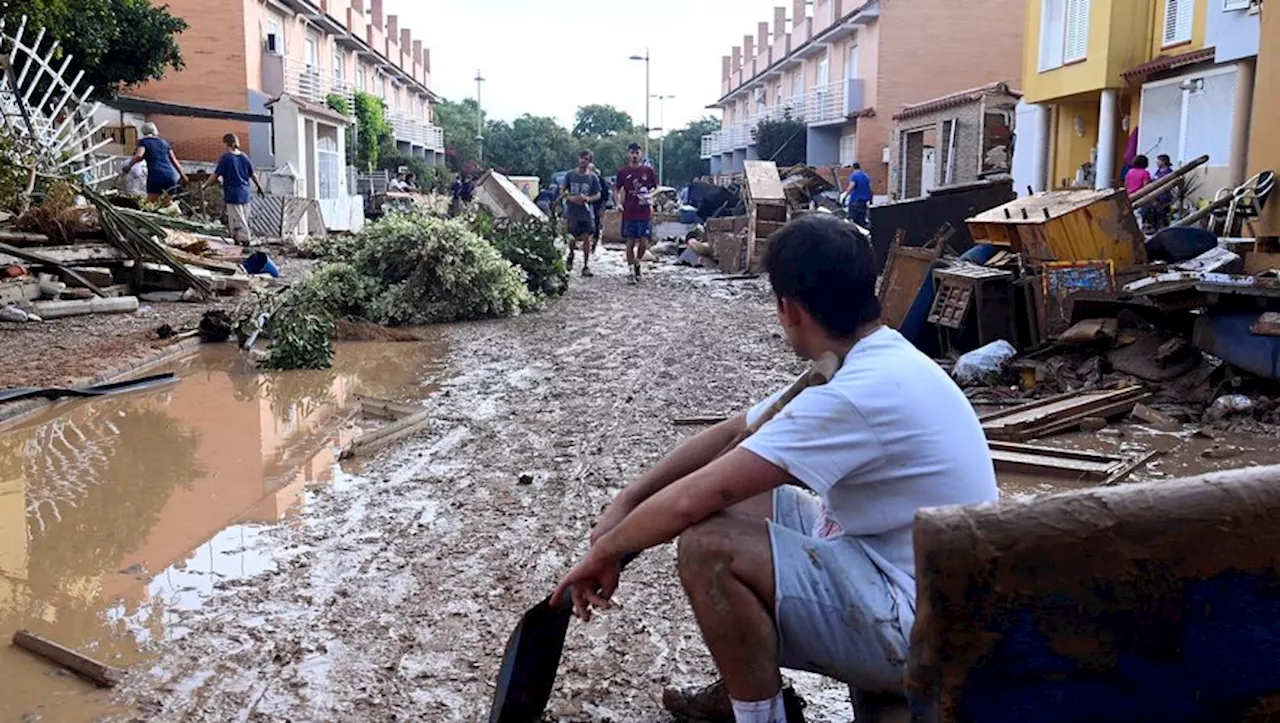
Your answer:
[677,518,735,581]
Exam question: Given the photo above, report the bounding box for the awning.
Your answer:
[109,96,272,123]
[1122,47,1217,81]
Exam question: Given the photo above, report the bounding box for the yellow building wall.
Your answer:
[1051,95,1102,187]
[1146,0,1208,59]
[1023,0,1162,104]
[1247,0,1280,233]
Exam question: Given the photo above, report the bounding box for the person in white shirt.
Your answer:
[552,214,998,723]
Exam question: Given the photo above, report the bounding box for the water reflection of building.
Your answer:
[0,341,443,720]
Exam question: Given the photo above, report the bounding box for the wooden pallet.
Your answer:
[980,387,1151,442]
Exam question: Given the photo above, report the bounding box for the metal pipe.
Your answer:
[1131,154,1210,208]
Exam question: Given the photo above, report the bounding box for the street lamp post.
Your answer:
[628,49,650,162]
[475,70,485,167]
[651,94,674,185]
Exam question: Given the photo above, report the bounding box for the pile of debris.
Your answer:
[1,184,264,323]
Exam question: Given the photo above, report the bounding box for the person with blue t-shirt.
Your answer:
[206,133,265,245]
[846,163,873,227]
[120,122,187,203]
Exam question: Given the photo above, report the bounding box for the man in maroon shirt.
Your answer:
[615,142,660,283]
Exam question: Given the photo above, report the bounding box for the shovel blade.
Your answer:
[488,597,572,723]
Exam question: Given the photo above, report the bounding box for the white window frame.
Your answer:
[333,50,344,81]
[1039,0,1090,71]
[846,42,859,81]
[304,36,318,69]
[1139,64,1237,163]
[355,66,366,92]
[1163,0,1194,47]
[265,17,284,54]
[1223,0,1251,12]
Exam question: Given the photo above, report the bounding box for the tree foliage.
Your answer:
[755,118,808,168]
[572,104,634,138]
[352,91,392,171]
[433,97,485,173]
[0,0,186,102]
[661,117,721,187]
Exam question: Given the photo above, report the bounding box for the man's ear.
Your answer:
[777,296,804,328]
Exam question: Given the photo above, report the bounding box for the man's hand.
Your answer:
[551,547,622,622]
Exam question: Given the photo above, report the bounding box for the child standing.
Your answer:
[1153,154,1175,228]
[207,133,265,245]
[1125,155,1154,231]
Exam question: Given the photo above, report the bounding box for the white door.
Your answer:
[305,37,318,68]
[922,147,938,196]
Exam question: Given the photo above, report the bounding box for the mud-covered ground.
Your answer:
[118,246,860,722]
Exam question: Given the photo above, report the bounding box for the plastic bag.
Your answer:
[1207,394,1254,420]
[952,340,1018,386]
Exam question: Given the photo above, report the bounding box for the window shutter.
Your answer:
[1164,0,1193,44]
[1039,0,1067,71]
[1064,0,1090,62]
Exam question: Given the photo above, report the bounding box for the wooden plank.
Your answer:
[340,408,432,460]
[0,242,126,267]
[987,441,1126,480]
[743,161,786,202]
[357,395,424,421]
[981,387,1150,441]
[12,630,123,688]
[966,189,1114,225]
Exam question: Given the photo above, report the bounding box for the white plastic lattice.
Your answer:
[0,14,112,183]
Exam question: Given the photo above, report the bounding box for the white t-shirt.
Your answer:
[742,327,998,609]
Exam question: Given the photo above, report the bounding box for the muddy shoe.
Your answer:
[661,680,805,722]
[566,249,575,271]
[582,266,594,277]
[633,263,643,282]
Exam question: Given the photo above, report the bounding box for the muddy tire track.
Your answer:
[120,248,856,722]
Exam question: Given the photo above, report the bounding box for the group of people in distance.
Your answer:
[1125,152,1176,231]
[562,142,659,282]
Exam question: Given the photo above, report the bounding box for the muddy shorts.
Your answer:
[568,215,595,238]
[769,486,912,692]
[227,202,252,244]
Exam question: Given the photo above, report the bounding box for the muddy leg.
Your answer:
[677,514,781,703]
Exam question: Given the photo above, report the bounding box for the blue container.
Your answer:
[679,206,700,224]
[244,251,280,278]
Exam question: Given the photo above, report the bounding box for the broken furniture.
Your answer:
[880,225,953,331]
[742,160,789,273]
[967,189,1148,270]
[908,465,1280,723]
[474,170,549,223]
[986,441,1142,485]
[706,216,749,274]
[869,178,1016,273]
[980,387,1151,442]
[927,263,1016,355]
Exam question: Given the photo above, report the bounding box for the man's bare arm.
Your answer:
[615,415,745,508]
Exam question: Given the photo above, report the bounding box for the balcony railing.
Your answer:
[264,55,356,112]
[388,110,445,152]
[702,80,867,159]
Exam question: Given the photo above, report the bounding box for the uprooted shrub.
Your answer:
[242,209,536,369]
[470,209,569,297]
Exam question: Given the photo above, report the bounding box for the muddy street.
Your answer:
[4,248,1276,723]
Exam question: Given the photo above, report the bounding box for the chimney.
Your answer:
[370,0,384,29]
[793,0,806,26]
[758,22,769,54]
[413,40,423,65]
[401,29,412,51]
[722,55,731,81]
[744,35,755,64]
[387,14,399,42]
[731,45,742,71]
[351,0,363,12]
[424,48,431,72]
[774,7,787,39]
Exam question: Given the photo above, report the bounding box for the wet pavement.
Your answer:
[2,246,1276,722]
[0,341,446,722]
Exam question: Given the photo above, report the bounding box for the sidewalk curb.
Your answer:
[0,337,207,428]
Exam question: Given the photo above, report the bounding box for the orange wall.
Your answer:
[1248,0,1280,232]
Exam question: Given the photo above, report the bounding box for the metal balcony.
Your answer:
[387,110,445,152]
[263,55,356,113]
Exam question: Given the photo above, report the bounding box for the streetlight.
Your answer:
[651,94,675,185]
[474,70,485,167]
[628,49,650,162]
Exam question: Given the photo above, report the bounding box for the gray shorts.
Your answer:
[769,486,911,692]
[227,202,252,243]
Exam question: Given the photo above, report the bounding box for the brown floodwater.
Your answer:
[0,341,446,722]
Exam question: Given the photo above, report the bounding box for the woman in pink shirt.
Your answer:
[1125,155,1154,230]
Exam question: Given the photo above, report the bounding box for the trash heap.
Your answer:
[0,181,262,322]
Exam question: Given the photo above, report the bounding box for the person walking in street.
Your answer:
[616,142,659,283]
[120,122,187,204]
[551,215,998,723]
[845,162,873,228]
[588,162,610,248]
[564,151,602,277]
[206,133,265,246]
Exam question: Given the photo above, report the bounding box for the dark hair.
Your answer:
[852,162,861,170]
[222,133,240,148]
[627,143,641,152]
[1133,154,1149,169]
[1157,154,1172,164]
[579,150,593,160]
[763,215,881,337]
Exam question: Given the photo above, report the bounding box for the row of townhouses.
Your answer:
[704,0,1279,229]
[95,0,444,231]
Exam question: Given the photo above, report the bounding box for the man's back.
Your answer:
[848,170,872,202]
[743,327,997,600]
[215,151,254,204]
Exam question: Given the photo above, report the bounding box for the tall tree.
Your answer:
[572,104,634,138]
[432,97,485,173]
[660,117,721,187]
[1,0,186,102]
[755,118,808,168]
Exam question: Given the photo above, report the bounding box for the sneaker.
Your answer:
[566,250,575,271]
[633,263,643,282]
[661,680,805,722]
[582,266,594,277]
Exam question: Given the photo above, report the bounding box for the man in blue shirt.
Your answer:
[846,163,873,228]
[207,133,265,245]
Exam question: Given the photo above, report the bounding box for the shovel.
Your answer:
[487,351,842,723]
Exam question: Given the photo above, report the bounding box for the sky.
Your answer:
[395,0,783,132]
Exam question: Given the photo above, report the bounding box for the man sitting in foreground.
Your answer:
[552,215,998,723]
